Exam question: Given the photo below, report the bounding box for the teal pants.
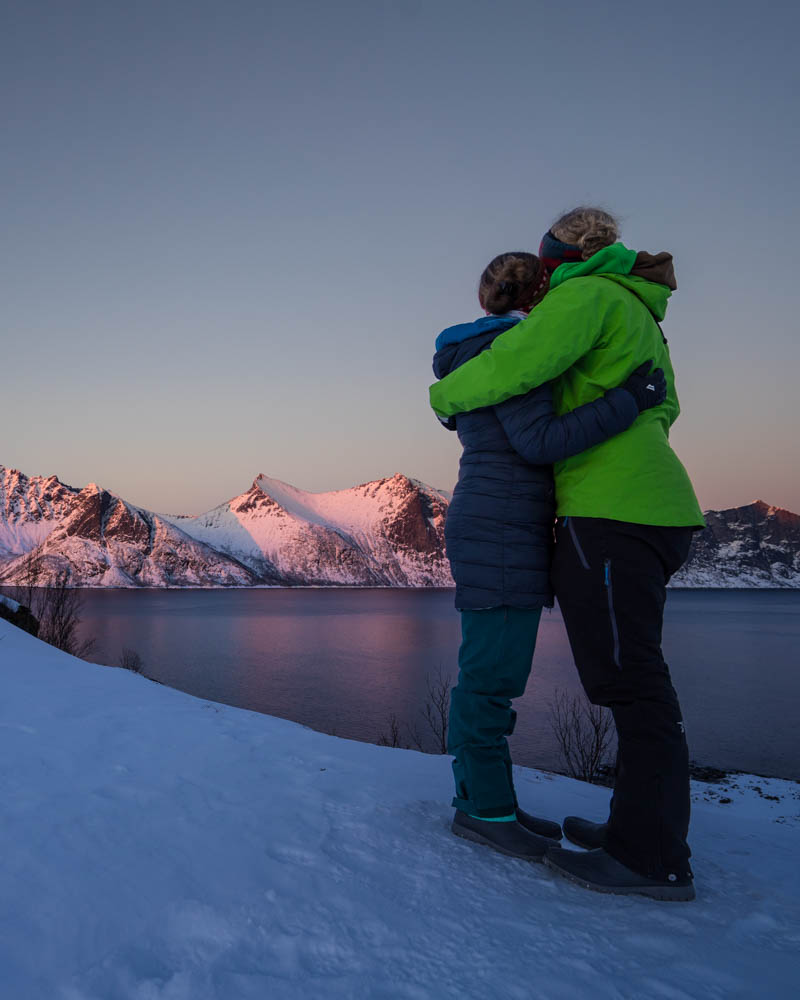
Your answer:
[447,606,542,818]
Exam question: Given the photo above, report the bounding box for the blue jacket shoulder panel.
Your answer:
[434,314,520,355]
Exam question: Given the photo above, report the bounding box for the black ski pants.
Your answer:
[551,516,695,881]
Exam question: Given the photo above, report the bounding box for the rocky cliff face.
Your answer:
[671,501,800,588]
[0,466,80,559]
[165,473,452,587]
[0,481,258,588]
[0,467,453,588]
[0,463,796,588]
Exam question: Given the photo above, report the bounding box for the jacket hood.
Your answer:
[433,315,521,379]
[550,242,676,322]
[630,251,676,290]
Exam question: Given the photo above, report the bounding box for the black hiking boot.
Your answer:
[516,808,562,842]
[563,816,608,850]
[544,847,696,902]
[451,810,551,861]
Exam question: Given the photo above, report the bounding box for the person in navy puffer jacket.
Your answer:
[433,251,666,861]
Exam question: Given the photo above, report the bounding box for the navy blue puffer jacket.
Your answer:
[433,315,639,610]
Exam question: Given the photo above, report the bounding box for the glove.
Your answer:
[621,362,667,412]
[437,413,457,431]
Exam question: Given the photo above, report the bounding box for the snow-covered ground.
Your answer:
[1,623,798,1000]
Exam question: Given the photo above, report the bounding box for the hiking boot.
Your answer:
[544,847,696,902]
[516,808,562,842]
[563,815,608,850]
[451,810,551,861]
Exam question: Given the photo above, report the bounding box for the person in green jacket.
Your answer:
[430,207,704,902]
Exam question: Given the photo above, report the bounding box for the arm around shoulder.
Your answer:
[495,384,640,466]
[429,282,610,419]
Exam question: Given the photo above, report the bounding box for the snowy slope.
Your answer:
[1,622,798,999]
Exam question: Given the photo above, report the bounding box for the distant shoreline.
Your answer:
[5,584,800,593]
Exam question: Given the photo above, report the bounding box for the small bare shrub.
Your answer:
[119,648,145,674]
[421,664,451,754]
[4,554,95,659]
[377,713,405,748]
[378,666,453,754]
[39,569,96,658]
[549,688,615,784]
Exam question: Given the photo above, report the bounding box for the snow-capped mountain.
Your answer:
[0,463,797,588]
[671,500,800,588]
[0,476,258,588]
[0,466,80,559]
[0,465,451,588]
[164,473,451,587]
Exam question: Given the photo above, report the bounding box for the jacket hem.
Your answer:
[556,508,705,530]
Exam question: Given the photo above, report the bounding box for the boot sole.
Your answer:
[451,823,546,862]
[518,820,563,842]
[543,855,696,902]
[563,830,606,851]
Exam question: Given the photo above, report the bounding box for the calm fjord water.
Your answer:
[76,589,800,780]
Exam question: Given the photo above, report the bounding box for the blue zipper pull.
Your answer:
[564,516,569,525]
[604,559,610,586]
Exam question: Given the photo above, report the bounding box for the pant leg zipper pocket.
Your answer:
[566,517,590,569]
[604,558,621,669]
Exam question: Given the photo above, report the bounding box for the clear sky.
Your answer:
[2,0,798,515]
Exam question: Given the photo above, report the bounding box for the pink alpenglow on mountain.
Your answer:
[0,477,257,588]
[0,465,452,588]
[165,473,452,587]
[0,466,80,559]
[0,463,797,588]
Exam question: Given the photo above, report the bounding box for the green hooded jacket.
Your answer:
[429,243,704,527]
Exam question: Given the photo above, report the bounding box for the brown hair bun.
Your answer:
[478,252,548,314]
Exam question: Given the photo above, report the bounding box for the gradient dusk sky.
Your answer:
[2,0,798,515]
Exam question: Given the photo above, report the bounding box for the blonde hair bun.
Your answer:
[551,207,619,261]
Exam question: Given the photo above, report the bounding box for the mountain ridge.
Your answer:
[0,463,797,589]
[0,465,451,588]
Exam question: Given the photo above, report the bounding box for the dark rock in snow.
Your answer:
[0,595,40,636]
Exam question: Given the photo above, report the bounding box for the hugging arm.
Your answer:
[494,364,665,465]
[429,285,605,419]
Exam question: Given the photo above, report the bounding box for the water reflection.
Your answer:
[76,588,800,779]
